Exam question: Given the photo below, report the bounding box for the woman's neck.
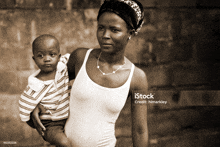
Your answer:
[99,49,125,65]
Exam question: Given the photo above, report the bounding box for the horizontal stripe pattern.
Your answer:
[19,54,70,122]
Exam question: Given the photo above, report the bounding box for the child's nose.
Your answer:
[44,55,51,61]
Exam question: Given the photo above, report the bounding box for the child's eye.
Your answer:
[37,54,43,58]
[50,53,56,57]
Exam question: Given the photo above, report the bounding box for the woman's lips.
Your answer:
[102,43,112,47]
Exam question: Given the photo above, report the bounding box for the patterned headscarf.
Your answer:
[97,0,144,35]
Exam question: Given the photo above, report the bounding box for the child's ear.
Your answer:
[58,53,61,61]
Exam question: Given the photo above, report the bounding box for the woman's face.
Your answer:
[97,12,131,53]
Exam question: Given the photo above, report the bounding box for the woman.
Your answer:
[32,0,148,146]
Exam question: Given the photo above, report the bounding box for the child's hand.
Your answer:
[32,104,46,136]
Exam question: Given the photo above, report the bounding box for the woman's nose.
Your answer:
[103,29,110,38]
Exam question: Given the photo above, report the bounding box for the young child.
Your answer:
[19,34,71,147]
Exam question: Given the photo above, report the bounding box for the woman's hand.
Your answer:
[32,104,46,136]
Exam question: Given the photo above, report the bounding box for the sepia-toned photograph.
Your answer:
[0,0,220,146]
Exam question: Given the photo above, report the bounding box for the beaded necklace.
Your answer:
[97,52,126,75]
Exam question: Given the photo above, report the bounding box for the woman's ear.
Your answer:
[32,56,35,61]
[129,29,135,36]
[128,29,135,40]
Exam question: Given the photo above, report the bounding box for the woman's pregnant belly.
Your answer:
[65,115,116,147]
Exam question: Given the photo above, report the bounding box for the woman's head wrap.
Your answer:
[97,0,144,35]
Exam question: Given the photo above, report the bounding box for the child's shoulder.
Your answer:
[26,70,47,92]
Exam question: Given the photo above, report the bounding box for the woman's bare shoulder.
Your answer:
[68,48,100,68]
[131,65,148,91]
[72,48,100,60]
[71,48,89,60]
[68,48,91,65]
[67,48,92,80]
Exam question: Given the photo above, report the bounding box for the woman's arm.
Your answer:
[67,49,77,81]
[131,67,148,147]
[30,104,46,136]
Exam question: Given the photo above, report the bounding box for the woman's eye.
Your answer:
[112,28,119,32]
[98,26,104,30]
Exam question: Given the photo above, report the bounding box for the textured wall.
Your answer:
[0,9,100,93]
[0,0,220,146]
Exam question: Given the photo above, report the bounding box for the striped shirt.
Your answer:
[19,54,70,122]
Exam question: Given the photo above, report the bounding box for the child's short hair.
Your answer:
[32,34,60,54]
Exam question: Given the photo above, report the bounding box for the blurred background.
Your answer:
[0,0,220,146]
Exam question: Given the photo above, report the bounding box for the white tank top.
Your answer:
[65,49,135,147]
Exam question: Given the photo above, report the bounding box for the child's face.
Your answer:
[33,40,60,73]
